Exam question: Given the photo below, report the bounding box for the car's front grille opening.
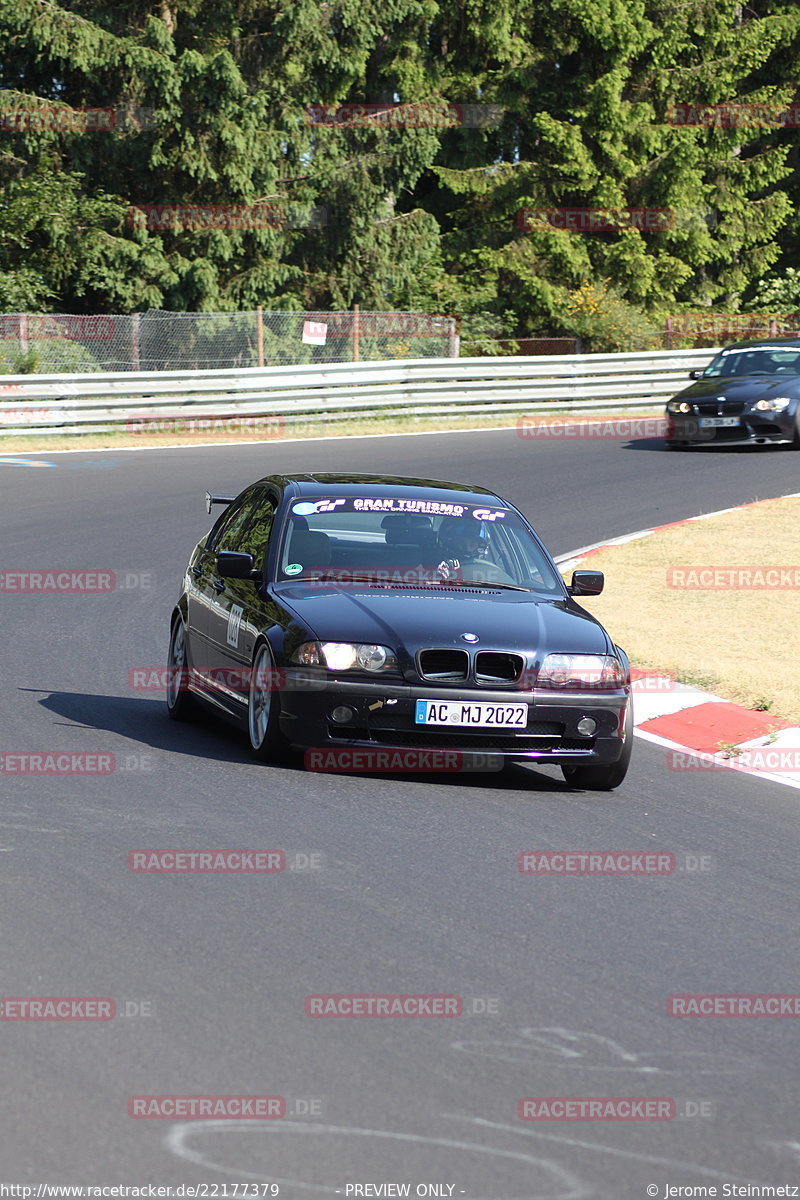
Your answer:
[475,651,524,683]
[418,649,470,681]
[696,400,745,417]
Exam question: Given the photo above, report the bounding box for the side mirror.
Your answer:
[569,569,604,596]
[688,369,702,380]
[216,551,259,580]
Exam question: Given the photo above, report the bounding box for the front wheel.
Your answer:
[561,701,633,791]
[247,641,290,762]
[166,613,197,721]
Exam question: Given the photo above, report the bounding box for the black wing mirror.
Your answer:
[568,570,604,596]
[216,551,260,580]
[688,369,702,380]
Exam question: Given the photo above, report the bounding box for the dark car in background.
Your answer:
[665,339,800,449]
[167,473,633,790]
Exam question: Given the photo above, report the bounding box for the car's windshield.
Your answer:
[276,496,563,592]
[703,347,800,378]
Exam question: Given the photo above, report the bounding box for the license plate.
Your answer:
[699,416,740,428]
[415,699,527,727]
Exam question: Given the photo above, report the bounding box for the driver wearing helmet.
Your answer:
[435,516,516,585]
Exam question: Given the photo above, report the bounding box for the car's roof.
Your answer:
[718,338,800,351]
[254,473,505,506]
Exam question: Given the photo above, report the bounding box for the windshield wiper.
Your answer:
[443,578,532,592]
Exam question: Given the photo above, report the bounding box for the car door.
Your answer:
[205,488,277,694]
[187,495,250,673]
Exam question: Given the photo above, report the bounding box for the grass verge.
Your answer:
[0,408,662,454]
[564,495,800,723]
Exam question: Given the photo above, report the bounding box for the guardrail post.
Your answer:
[257,305,264,367]
[353,303,360,362]
[769,317,778,337]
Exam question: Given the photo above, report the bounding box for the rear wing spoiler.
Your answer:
[205,491,236,514]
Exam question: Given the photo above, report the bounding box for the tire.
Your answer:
[166,613,197,721]
[247,640,290,762]
[790,421,800,450]
[561,701,633,791]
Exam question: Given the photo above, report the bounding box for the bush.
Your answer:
[560,281,659,352]
[0,338,101,373]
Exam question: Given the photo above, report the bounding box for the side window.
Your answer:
[232,490,275,570]
[208,494,253,553]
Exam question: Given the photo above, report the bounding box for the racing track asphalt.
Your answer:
[1,428,800,1197]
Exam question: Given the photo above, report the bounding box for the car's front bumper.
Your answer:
[278,670,629,766]
[665,412,794,447]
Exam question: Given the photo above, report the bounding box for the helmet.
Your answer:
[437,516,487,558]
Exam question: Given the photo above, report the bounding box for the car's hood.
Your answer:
[675,376,800,403]
[274,584,611,657]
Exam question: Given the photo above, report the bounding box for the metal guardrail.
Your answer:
[0,347,719,436]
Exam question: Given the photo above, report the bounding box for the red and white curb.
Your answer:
[555,494,800,791]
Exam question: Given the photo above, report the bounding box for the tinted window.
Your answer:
[704,348,800,377]
[209,488,274,569]
[276,497,562,591]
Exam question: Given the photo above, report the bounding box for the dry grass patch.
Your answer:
[564,495,800,723]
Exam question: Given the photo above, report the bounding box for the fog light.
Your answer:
[577,716,597,736]
[331,706,356,724]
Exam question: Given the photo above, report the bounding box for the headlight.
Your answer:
[537,653,627,690]
[667,400,692,414]
[754,397,791,411]
[290,641,398,672]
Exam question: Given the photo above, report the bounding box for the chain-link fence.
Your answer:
[2,310,798,373]
[0,310,459,373]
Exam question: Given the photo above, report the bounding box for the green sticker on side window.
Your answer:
[285,563,303,575]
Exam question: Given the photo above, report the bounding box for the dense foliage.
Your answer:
[1,0,799,345]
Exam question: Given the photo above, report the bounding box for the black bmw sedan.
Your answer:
[665,339,800,448]
[167,473,633,790]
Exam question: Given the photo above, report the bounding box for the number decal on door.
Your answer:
[227,604,244,648]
